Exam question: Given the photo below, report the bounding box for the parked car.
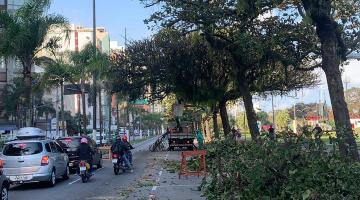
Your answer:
[57,136,102,173]
[0,128,69,187]
[0,169,10,200]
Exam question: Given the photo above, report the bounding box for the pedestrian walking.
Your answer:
[196,130,204,149]
[268,125,276,141]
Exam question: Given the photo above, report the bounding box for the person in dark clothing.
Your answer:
[313,124,323,141]
[268,125,276,140]
[111,135,132,170]
[122,135,134,166]
[77,137,94,172]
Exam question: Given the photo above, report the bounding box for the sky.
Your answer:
[49,0,360,112]
[49,0,157,46]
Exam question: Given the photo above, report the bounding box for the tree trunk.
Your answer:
[61,82,65,137]
[212,105,219,138]
[239,82,259,140]
[92,79,97,131]
[317,22,359,160]
[45,113,48,138]
[116,97,120,131]
[81,79,87,133]
[99,88,103,146]
[23,59,32,127]
[219,100,231,136]
[108,94,112,145]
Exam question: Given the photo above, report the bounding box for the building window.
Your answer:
[0,0,5,5]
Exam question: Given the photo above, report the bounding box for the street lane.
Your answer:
[9,137,159,200]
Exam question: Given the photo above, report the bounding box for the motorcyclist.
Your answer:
[122,135,134,166]
[111,135,133,171]
[77,137,94,173]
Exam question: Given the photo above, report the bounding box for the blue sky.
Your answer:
[49,0,360,112]
[49,0,156,46]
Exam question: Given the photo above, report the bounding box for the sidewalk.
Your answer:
[125,151,206,200]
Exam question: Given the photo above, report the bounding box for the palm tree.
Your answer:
[0,0,67,126]
[36,100,56,135]
[71,44,111,141]
[39,59,75,137]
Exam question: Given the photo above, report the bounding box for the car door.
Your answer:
[50,142,64,176]
[55,142,68,174]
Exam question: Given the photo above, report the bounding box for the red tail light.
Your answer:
[112,154,118,159]
[0,160,4,168]
[41,156,49,166]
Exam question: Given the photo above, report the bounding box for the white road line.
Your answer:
[68,178,81,185]
[68,167,103,185]
[151,152,168,192]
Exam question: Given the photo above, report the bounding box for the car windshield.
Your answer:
[57,138,80,149]
[3,142,43,156]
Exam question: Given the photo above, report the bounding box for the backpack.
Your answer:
[111,143,118,153]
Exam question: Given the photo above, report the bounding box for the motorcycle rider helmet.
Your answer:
[122,135,128,142]
[80,137,88,144]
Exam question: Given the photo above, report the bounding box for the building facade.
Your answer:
[40,24,112,132]
[0,0,28,125]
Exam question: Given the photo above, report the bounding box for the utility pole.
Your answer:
[124,28,127,50]
[92,0,97,141]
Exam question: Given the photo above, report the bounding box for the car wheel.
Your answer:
[63,166,70,180]
[47,169,56,187]
[1,184,8,200]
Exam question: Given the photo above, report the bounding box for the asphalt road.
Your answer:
[9,137,159,200]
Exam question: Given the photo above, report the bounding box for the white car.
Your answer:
[0,127,69,186]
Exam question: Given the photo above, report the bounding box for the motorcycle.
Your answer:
[112,153,131,175]
[79,160,91,183]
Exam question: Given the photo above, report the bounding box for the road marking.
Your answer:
[151,152,168,192]
[68,178,81,185]
[68,167,103,185]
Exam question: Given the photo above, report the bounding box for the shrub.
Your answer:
[202,134,360,200]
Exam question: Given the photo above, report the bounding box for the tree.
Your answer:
[141,0,318,141]
[36,100,55,133]
[38,59,75,137]
[0,0,67,126]
[110,30,239,136]
[257,111,270,126]
[345,88,360,116]
[276,0,360,160]
[275,110,290,131]
[1,78,28,127]
[71,44,111,139]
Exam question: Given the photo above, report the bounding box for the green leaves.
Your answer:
[203,136,360,199]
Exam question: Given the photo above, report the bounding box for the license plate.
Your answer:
[9,175,32,181]
[80,167,86,171]
[112,159,118,164]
